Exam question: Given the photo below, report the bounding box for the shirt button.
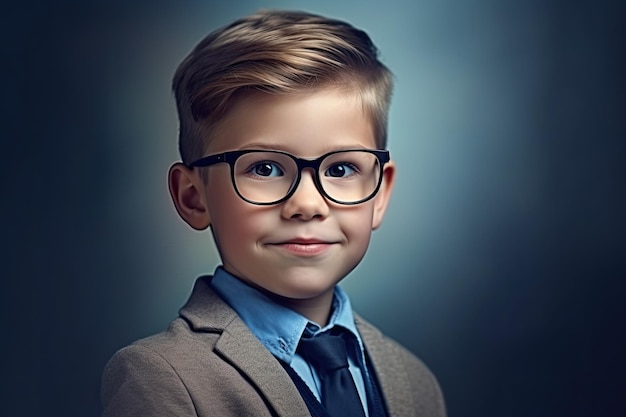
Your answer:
[278,338,287,351]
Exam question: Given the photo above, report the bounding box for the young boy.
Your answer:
[102,10,446,417]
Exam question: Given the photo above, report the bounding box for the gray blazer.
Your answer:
[102,276,446,416]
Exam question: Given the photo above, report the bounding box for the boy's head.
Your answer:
[172,9,394,166]
[168,10,396,323]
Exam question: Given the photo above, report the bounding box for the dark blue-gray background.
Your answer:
[2,1,624,416]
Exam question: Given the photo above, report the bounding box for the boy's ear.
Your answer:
[371,160,396,230]
[168,163,211,230]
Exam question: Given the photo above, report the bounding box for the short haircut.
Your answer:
[173,10,394,166]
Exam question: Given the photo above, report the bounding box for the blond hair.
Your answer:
[173,10,394,165]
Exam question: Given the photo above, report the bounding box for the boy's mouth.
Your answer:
[267,238,336,256]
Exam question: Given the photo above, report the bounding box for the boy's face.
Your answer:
[172,89,395,319]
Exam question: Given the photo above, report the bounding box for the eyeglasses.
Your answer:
[189,149,390,205]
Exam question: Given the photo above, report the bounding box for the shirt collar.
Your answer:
[210,266,362,364]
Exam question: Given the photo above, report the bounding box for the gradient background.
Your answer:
[2,1,624,416]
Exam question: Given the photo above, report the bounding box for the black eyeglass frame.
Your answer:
[188,149,390,206]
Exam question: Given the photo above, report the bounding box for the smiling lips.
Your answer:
[269,239,336,256]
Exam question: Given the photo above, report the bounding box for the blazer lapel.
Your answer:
[181,276,310,417]
[215,318,310,417]
[356,315,417,415]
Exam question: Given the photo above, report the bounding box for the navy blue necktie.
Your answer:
[298,332,367,417]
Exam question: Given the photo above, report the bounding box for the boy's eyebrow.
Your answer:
[236,142,373,153]
[235,143,288,151]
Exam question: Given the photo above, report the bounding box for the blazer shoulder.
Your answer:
[101,340,199,416]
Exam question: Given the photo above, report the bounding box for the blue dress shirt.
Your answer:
[210,266,371,415]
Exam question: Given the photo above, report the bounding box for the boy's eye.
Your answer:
[325,163,358,178]
[249,161,284,177]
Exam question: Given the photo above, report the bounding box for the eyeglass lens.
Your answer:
[232,151,382,204]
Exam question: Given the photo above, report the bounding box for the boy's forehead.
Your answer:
[204,89,376,156]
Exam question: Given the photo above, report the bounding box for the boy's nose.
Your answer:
[280,169,329,220]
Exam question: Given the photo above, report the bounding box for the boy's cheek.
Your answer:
[204,179,245,219]
[334,206,376,246]
[209,200,272,246]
